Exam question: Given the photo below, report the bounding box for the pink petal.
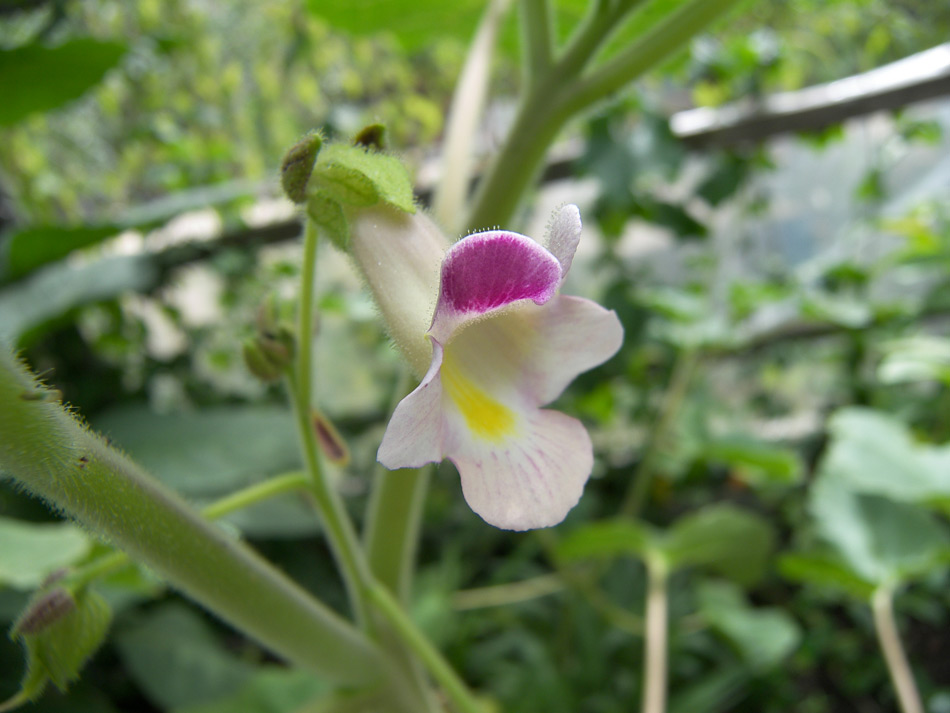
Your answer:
[451,409,593,530]
[430,231,562,343]
[377,342,446,469]
[544,204,582,279]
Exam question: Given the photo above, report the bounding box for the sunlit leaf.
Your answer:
[0,39,126,126]
[555,518,657,563]
[697,579,801,671]
[702,436,803,486]
[0,518,92,590]
[661,505,775,586]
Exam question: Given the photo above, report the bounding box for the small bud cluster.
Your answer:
[242,296,296,382]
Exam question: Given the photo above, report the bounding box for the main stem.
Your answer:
[641,556,669,713]
[871,586,923,713]
[292,219,372,627]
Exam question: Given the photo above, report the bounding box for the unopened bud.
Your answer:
[312,409,349,466]
[353,123,386,151]
[243,340,284,382]
[281,131,322,203]
[14,588,75,636]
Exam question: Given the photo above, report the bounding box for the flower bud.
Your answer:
[312,409,349,466]
[353,123,386,150]
[347,205,449,376]
[281,131,322,203]
[13,588,75,636]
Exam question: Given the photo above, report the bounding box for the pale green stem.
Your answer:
[0,690,30,713]
[66,471,309,589]
[368,582,485,713]
[289,218,373,627]
[871,586,924,713]
[465,0,743,231]
[621,349,698,517]
[452,573,564,610]
[642,555,669,713]
[432,0,514,233]
[520,0,554,86]
[0,350,380,687]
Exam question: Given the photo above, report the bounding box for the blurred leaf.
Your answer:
[878,336,950,386]
[702,436,803,486]
[697,580,801,671]
[0,39,126,126]
[0,518,91,590]
[821,408,950,505]
[555,519,656,563]
[1,225,118,283]
[669,664,749,713]
[808,473,950,586]
[778,551,875,600]
[175,667,327,713]
[661,505,775,586]
[12,587,111,696]
[93,406,299,493]
[0,255,156,343]
[115,603,255,711]
[696,153,751,206]
[800,293,872,328]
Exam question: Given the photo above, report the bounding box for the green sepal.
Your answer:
[314,144,416,214]
[9,586,112,699]
[307,194,349,250]
[281,132,323,203]
[311,161,379,207]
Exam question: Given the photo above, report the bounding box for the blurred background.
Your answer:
[2,1,950,711]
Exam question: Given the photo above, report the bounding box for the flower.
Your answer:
[377,205,623,531]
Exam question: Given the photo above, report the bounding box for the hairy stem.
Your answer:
[872,586,923,713]
[0,350,380,686]
[290,219,372,626]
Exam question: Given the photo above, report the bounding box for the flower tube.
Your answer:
[370,205,623,531]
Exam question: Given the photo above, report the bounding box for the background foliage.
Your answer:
[2,0,950,711]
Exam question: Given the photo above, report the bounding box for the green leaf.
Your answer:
[115,603,256,711]
[555,519,657,563]
[878,336,950,386]
[0,39,126,126]
[2,225,118,283]
[821,408,950,505]
[661,505,775,586]
[777,551,875,600]
[0,518,92,590]
[307,194,349,250]
[697,580,801,672]
[315,144,416,213]
[0,254,156,343]
[174,667,327,713]
[702,436,803,486]
[808,473,950,586]
[13,587,111,693]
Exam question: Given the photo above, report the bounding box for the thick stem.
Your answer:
[871,586,924,713]
[0,350,380,687]
[520,0,554,86]
[432,0,514,233]
[641,556,669,713]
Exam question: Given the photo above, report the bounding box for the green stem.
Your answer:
[565,0,746,111]
[289,219,372,626]
[641,555,669,713]
[368,583,485,713]
[871,586,924,713]
[66,471,309,589]
[621,349,698,517]
[452,573,564,611]
[0,350,381,687]
[520,0,554,86]
[465,0,743,231]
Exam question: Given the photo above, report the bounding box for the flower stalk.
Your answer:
[872,586,924,713]
[642,554,670,713]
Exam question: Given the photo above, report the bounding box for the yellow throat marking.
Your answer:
[441,353,516,441]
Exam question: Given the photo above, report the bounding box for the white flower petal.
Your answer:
[377,343,446,469]
[451,409,593,531]
[544,204,582,279]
